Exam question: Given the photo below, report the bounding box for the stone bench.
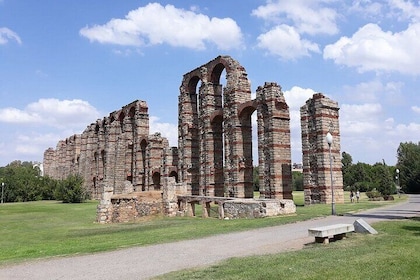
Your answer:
[308,224,355,244]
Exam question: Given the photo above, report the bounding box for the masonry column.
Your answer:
[256,82,293,199]
[300,93,344,205]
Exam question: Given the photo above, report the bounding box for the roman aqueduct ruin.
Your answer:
[44,56,344,223]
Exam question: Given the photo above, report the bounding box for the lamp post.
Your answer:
[326,132,336,215]
[1,182,4,204]
[396,168,400,198]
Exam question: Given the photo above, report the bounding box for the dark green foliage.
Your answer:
[0,161,86,203]
[341,152,395,196]
[253,166,259,191]
[0,161,46,202]
[397,142,420,193]
[55,174,87,203]
[292,171,303,191]
[372,163,395,196]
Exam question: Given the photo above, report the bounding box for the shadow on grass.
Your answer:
[402,217,420,236]
[67,218,188,237]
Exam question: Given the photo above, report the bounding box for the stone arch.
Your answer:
[178,55,253,198]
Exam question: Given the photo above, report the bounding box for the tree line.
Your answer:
[0,161,87,203]
[253,141,420,195]
[1,141,419,203]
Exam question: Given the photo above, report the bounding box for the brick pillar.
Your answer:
[256,82,293,199]
[300,93,344,205]
[178,80,200,195]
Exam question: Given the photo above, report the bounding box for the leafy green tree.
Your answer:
[55,174,87,203]
[0,161,47,202]
[253,166,259,191]
[292,171,303,191]
[397,142,420,193]
[372,163,395,196]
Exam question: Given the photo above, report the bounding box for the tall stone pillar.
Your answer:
[300,93,344,205]
[256,82,293,199]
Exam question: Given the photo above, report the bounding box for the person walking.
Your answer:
[350,191,354,203]
[356,190,360,203]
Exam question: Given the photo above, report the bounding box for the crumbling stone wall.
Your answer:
[223,199,296,219]
[300,93,344,205]
[43,100,178,202]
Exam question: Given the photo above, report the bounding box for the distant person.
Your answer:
[356,190,360,203]
[350,191,354,203]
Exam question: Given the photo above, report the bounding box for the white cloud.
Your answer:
[251,0,339,35]
[80,3,243,51]
[0,98,101,129]
[340,103,383,134]
[348,0,383,19]
[412,106,420,113]
[149,116,178,147]
[342,80,404,103]
[256,25,320,60]
[389,0,420,22]
[284,86,317,109]
[324,22,420,75]
[283,86,317,163]
[0,27,22,45]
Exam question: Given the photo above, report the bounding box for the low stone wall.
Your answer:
[110,191,163,223]
[223,199,296,219]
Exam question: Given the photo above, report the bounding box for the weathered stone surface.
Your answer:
[223,199,295,219]
[300,93,344,205]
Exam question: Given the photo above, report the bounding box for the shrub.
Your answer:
[55,174,87,203]
[365,189,383,201]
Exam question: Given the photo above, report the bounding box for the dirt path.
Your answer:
[1,195,418,280]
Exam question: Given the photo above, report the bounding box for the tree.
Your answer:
[55,174,87,203]
[253,166,259,191]
[397,142,420,193]
[372,163,395,197]
[292,171,303,191]
[0,161,47,202]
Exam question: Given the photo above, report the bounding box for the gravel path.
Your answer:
[1,195,419,280]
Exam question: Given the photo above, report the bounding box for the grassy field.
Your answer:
[0,192,409,266]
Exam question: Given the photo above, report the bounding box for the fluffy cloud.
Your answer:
[252,0,336,60]
[340,103,383,134]
[341,80,404,103]
[389,0,420,21]
[149,116,178,147]
[324,23,420,75]
[80,3,243,51]
[0,27,22,45]
[251,0,339,35]
[0,98,101,129]
[256,25,320,60]
[412,106,420,113]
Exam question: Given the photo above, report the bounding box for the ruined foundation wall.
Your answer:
[300,93,344,205]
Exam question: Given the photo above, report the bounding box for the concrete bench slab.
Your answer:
[308,223,355,244]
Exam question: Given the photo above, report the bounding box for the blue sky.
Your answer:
[1,0,419,167]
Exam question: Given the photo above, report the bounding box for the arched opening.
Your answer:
[152,172,161,190]
[169,170,178,183]
[140,139,147,191]
[238,102,257,198]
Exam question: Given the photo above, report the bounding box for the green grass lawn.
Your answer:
[0,192,408,266]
